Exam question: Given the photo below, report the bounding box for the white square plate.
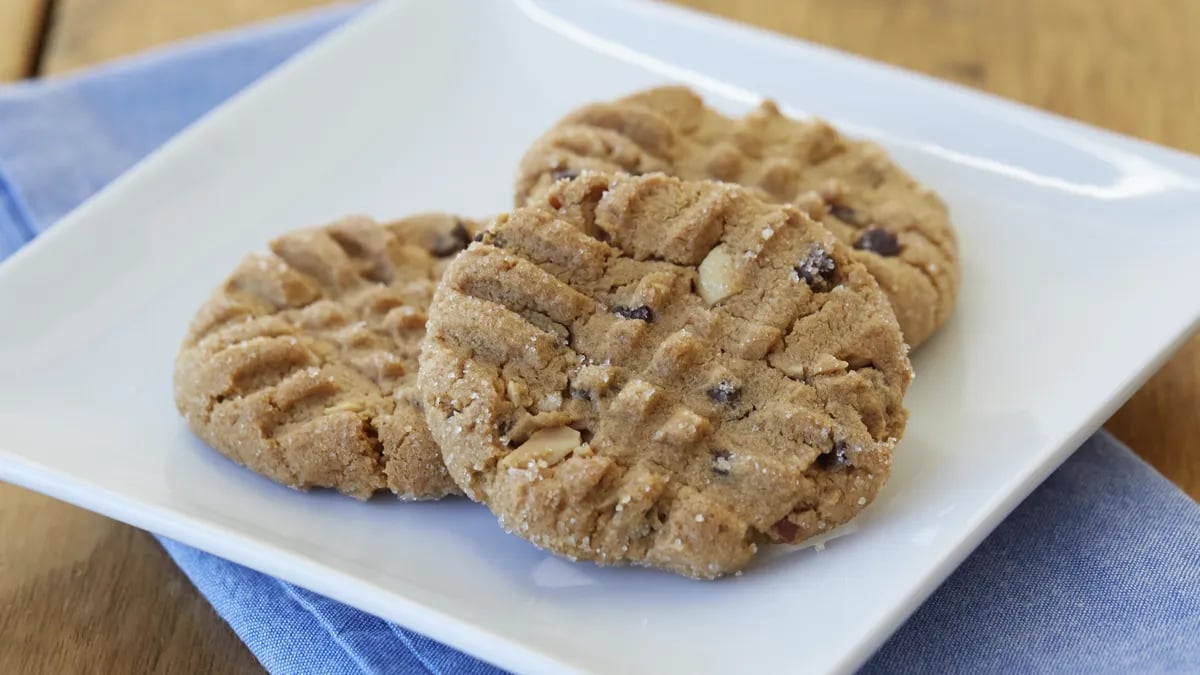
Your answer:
[2,1,1198,672]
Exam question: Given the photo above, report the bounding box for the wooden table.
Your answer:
[1,0,1197,671]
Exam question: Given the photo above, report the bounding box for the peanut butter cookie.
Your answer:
[421,173,911,578]
[175,213,475,499]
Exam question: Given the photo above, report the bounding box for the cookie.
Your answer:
[420,173,912,578]
[515,85,959,348]
[174,213,476,500]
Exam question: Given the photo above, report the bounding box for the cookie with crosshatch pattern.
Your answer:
[174,213,477,499]
[420,172,912,578]
[516,85,959,349]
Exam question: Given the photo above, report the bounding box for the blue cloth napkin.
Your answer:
[2,8,1198,673]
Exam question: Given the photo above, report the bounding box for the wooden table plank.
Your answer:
[674,0,1200,154]
[39,0,342,75]
[1107,339,1200,498]
[0,0,46,81]
[0,1,1197,673]
[0,485,263,673]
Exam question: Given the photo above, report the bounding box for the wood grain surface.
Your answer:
[0,0,1196,672]
[39,0,340,74]
[0,0,46,80]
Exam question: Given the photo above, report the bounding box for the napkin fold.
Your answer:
[1,7,1197,674]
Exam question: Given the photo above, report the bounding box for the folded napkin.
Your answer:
[2,7,1197,673]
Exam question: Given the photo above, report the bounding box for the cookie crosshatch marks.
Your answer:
[421,172,911,578]
[516,85,959,348]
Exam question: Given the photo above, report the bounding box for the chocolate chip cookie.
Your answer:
[174,213,475,500]
[421,173,912,578]
[515,85,959,348]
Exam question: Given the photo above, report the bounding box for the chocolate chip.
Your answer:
[772,517,800,543]
[473,231,505,248]
[711,450,733,476]
[793,245,838,292]
[854,226,902,257]
[433,220,471,257]
[569,387,592,401]
[613,305,654,322]
[816,440,851,469]
[828,204,861,226]
[707,381,741,404]
[497,418,513,437]
[552,168,580,182]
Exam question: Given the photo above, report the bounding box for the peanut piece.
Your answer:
[697,245,741,305]
[501,426,581,469]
